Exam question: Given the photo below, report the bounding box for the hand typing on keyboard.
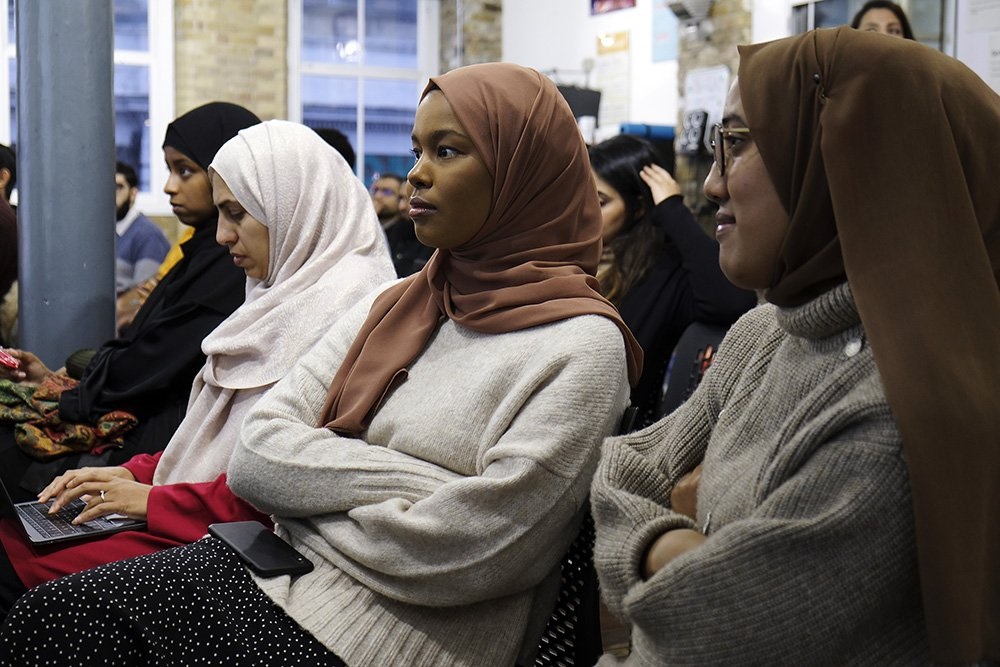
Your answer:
[37,466,152,524]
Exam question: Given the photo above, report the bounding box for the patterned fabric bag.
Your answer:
[0,374,137,460]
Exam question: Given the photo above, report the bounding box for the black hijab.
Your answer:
[163,102,262,171]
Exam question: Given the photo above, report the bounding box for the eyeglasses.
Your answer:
[709,124,752,177]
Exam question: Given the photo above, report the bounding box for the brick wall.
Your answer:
[439,0,503,72]
[675,0,750,232]
[173,0,287,121]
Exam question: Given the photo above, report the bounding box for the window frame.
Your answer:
[0,0,174,215]
[287,0,440,180]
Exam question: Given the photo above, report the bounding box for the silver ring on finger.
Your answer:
[100,489,107,502]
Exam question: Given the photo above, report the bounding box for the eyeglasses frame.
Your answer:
[710,125,752,177]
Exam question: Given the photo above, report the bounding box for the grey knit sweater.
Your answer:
[592,283,931,666]
[228,285,630,667]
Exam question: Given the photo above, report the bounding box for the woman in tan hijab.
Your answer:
[591,27,999,665]
[1,63,641,666]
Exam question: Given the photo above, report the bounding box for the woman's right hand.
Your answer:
[670,464,702,520]
[639,164,682,205]
[38,466,136,512]
[0,348,52,384]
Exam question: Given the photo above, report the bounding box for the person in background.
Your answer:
[0,196,15,346]
[850,0,914,39]
[589,134,755,428]
[386,178,432,277]
[0,143,16,206]
[0,62,641,667]
[590,27,998,665]
[114,161,170,295]
[313,127,356,171]
[0,119,394,618]
[0,102,257,498]
[370,172,403,229]
[0,144,17,345]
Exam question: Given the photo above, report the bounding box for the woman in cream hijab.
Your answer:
[0,120,394,604]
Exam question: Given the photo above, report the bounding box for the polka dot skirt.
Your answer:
[0,537,345,666]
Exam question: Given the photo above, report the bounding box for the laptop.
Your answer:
[0,475,145,546]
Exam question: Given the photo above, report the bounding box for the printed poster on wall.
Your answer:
[594,30,631,127]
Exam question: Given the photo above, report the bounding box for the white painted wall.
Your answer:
[502,0,679,131]
[751,0,792,43]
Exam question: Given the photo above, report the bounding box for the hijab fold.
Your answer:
[155,120,394,484]
[320,63,642,435]
[740,28,1000,662]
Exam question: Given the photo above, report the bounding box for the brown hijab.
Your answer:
[320,63,642,435]
[740,28,1000,662]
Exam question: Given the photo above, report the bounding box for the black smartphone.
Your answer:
[208,521,314,578]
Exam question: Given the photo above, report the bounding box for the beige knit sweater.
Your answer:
[592,283,930,665]
[228,286,631,667]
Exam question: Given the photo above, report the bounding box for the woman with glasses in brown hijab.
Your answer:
[590,27,999,665]
[1,63,642,666]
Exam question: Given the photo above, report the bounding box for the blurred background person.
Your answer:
[850,0,914,39]
[370,172,403,229]
[589,134,755,428]
[313,127,357,171]
[114,161,170,296]
[386,179,431,277]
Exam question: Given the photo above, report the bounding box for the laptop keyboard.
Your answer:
[19,499,107,538]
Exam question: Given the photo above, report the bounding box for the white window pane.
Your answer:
[303,0,360,65]
[114,64,149,191]
[114,0,148,51]
[364,0,417,68]
[363,77,419,184]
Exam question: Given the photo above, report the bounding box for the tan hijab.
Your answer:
[320,63,642,434]
[740,27,1000,662]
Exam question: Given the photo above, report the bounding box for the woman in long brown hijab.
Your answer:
[591,27,999,665]
[1,63,641,666]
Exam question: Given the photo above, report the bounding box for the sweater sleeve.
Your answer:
[228,301,464,517]
[144,473,271,544]
[120,451,162,484]
[591,305,774,619]
[605,418,914,664]
[653,196,756,324]
[230,315,631,608]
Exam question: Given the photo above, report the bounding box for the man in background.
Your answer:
[370,173,403,229]
[115,161,169,295]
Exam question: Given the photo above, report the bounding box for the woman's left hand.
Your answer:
[642,528,707,579]
[639,164,682,205]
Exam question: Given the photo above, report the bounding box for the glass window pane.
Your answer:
[114,0,149,51]
[302,73,359,157]
[302,0,360,65]
[364,0,417,68]
[362,77,419,185]
[813,0,848,28]
[114,64,150,191]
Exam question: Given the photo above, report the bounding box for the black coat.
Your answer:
[58,221,246,457]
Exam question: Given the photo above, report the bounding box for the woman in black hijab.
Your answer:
[0,102,259,498]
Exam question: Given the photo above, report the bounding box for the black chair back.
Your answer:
[657,321,728,419]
